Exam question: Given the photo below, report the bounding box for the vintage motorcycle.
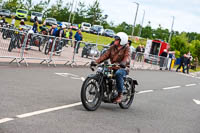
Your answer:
[81,62,138,111]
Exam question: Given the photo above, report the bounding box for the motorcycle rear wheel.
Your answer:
[81,76,102,111]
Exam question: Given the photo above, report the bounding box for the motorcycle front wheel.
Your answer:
[81,76,102,111]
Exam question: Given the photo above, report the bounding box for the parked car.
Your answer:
[30,11,43,24]
[15,9,28,20]
[62,22,71,28]
[0,9,11,18]
[45,18,57,26]
[90,25,104,35]
[102,29,115,38]
[81,22,91,32]
[70,24,79,30]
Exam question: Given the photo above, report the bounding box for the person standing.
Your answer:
[69,28,73,47]
[176,54,187,73]
[185,56,191,74]
[32,20,38,33]
[159,49,168,70]
[136,45,142,62]
[74,29,83,53]
[11,16,15,26]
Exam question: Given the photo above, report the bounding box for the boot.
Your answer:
[114,92,122,103]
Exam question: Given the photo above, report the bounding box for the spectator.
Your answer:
[128,40,135,59]
[34,16,38,22]
[160,49,168,70]
[11,16,15,26]
[136,45,142,62]
[69,28,73,47]
[74,29,83,53]
[20,19,25,25]
[32,20,38,33]
[185,56,191,74]
[176,54,187,73]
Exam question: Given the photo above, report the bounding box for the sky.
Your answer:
[74,0,200,33]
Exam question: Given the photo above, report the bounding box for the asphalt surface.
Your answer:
[0,66,200,133]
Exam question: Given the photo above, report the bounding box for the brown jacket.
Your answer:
[96,44,130,67]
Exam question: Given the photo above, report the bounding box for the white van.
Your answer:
[81,22,91,32]
[30,12,43,24]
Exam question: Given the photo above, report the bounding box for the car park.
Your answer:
[45,18,57,26]
[102,29,115,37]
[15,9,28,20]
[90,25,104,35]
[30,12,43,24]
[81,22,91,32]
[0,9,11,18]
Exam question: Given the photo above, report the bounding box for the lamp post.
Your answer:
[131,2,139,38]
[168,16,175,43]
[139,10,145,37]
[68,0,75,23]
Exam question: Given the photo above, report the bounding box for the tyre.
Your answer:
[81,76,102,111]
[44,41,50,55]
[8,37,15,52]
[2,31,8,39]
[119,77,135,109]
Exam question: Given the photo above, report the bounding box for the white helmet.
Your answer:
[116,32,128,46]
[28,29,34,34]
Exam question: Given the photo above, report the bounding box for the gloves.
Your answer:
[90,61,97,67]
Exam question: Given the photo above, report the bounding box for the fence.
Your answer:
[0,27,172,70]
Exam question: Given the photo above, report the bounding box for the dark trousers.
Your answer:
[176,63,185,73]
[184,64,190,74]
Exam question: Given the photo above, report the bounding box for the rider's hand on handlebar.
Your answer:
[90,61,97,67]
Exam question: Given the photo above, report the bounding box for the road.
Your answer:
[0,66,199,133]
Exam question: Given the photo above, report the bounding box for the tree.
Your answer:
[2,0,18,12]
[170,32,190,56]
[190,40,200,61]
[87,0,103,25]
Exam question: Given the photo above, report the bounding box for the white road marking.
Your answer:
[193,99,200,105]
[71,77,82,80]
[81,77,85,81]
[137,90,153,94]
[16,102,82,118]
[55,73,79,77]
[185,84,196,87]
[0,118,14,124]
[162,86,181,90]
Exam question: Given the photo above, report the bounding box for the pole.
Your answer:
[131,2,139,38]
[68,0,75,23]
[168,16,175,43]
[72,0,78,25]
[139,10,145,37]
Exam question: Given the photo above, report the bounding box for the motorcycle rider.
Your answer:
[91,32,130,103]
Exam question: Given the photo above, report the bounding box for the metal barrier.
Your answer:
[0,27,171,70]
[131,52,169,70]
[0,27,26,66]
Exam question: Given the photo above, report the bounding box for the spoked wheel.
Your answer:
[8,35,16,52]
[119,77,135,109]
[81,76,102,111]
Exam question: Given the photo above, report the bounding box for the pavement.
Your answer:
[0,67,200,133]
